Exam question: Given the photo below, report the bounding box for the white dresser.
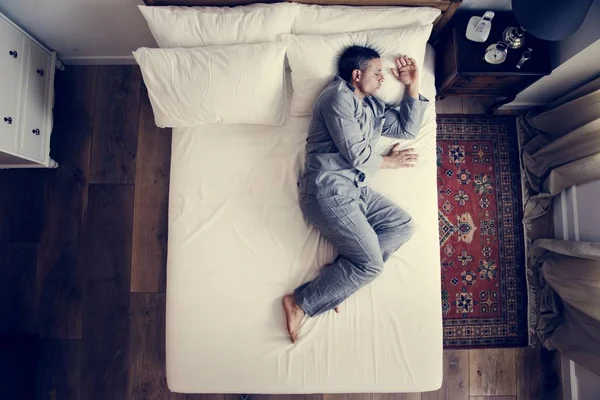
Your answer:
[0,11,58,168]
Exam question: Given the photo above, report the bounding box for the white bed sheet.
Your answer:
[166,45,442,394]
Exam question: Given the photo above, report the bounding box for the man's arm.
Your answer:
[381,91,429,139]
[320,91,383,178]
[382,55,429,139]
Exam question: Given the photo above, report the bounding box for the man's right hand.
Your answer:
[381,144,419,169]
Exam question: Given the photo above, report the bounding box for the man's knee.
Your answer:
[403,217,416,237]
[349,247,384,280]
[392,215,415,244]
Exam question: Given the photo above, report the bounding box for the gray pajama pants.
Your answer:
[295,187,415,317]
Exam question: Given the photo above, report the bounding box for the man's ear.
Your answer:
[352,69,361,83]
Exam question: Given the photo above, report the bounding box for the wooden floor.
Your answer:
[0,67,560,400]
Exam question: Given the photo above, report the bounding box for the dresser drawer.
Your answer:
[0,18,26,152]
[19,39,51,162]
[445,75,537,95]
[0,11,57,168]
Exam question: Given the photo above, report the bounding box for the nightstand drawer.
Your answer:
[445,75,537,95]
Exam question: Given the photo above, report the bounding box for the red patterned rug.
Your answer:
[436,115,527,348]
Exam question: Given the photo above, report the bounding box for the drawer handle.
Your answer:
[32,129,40,135]
[3,117,12,124]
[9,50,18,58]
[37,69,45,77]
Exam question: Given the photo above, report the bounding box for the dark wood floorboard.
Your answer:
[0,169,44,243]
[422,350,469,400]
[130,85,172,293]
[255,396,324,400]
[0,334,39,399]
[517,346,562,400]
[0,243,38,335]
[81,184,134,283]
[80,184,134,400]
[127,293,169,399]
[469,347,518,397]
[36,66,97,340]
[250,396,326,400]
[324,395,420,400]
[36,338,80,400]
[90,65,142,184]
[324,395,422,400]
[252,396,324,400]
[516,347,542,400]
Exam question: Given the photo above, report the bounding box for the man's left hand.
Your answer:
[391,55,420,99]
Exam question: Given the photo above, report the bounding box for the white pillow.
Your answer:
[133,43,288,127]
[284,26,433,117]
[138,3,299,48]
[292,4,440,35]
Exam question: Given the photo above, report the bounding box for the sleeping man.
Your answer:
[282,46,429,343]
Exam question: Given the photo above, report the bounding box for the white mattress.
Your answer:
[166,45,442,394]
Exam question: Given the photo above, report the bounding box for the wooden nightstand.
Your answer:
[434,12,551,113]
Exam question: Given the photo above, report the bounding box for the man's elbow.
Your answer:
[346,146,373,169]
[384,120,419,139]
[350,157,367,170]
[400,118,424,139]
[403,128,419,139]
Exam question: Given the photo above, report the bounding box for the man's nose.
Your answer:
[380,75,385,82]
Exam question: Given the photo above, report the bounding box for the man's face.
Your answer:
[353,58,384,97]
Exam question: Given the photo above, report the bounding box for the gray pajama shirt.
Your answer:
[295,76,429,317]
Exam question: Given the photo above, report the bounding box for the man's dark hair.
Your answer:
[338,45,381,83]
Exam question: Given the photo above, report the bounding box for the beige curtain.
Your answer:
[518,82,600,375]
[520,87,600,222]
[530,239,600,375]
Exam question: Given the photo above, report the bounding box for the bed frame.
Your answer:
[141,0,462,43]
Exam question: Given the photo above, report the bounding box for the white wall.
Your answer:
[553,181,600,399]
[0,0,514,64]
[505,0,600,108]
[458,0,511,11]
[0,0,156,64]
[550,0,600,67]
[554,181,600,242]
[505,39,600,108]
[0,0,594,76]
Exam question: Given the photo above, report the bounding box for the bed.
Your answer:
[137,0,460,394]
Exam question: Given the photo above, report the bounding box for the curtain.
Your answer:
[520,87,600,223]
[530,239,600,375]
[518,81,600,375]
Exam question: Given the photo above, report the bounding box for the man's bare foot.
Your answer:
[282,294,305,343]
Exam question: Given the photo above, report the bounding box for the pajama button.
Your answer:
[357,172,365,182]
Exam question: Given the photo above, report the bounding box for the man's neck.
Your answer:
[352,84,366,100]
[338,76,366,99]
